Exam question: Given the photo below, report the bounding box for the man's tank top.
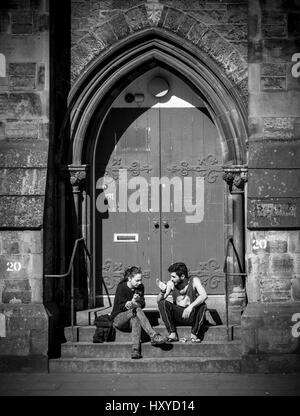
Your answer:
[172,277,198,307]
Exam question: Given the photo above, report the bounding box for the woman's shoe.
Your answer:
[150,333,166,345]
[190,336,201,343]
[131,349,142,359]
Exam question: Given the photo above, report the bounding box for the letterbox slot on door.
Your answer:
[114,233,139,242]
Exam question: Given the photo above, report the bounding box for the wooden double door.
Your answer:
[94,71,226,299]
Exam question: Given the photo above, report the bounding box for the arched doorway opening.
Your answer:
[59,32,248,321]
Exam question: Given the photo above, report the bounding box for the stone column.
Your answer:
[67,165,89,310]
[68,165,88,238]
[223,166,248,314]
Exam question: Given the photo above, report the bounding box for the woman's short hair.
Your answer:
[123,266,142,281]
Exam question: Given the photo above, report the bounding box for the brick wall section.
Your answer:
[0,0,49,303]
[247,231,300,302]
[247,0,300,303]
[0,0,49,230]
[70,0,248,102]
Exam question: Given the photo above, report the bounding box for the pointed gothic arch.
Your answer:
[55,29,248,310]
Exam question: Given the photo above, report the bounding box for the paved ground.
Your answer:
[0,372,299,396]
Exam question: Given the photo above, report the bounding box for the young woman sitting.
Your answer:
[110,266,165,359]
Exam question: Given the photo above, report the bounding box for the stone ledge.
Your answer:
[0,355,48,373]
[0,303,48,370]
[241,353,300,374]
[241,302,300,357]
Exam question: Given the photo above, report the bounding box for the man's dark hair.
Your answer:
[121,266,142,282]
[168,262,189,279]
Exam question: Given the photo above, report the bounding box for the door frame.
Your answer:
[61,32,248,309]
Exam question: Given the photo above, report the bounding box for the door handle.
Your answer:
[153,220,160,229]
[163,221,170,229]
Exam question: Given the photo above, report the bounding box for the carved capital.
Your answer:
[68,165,89,192]
[223,166,248,194]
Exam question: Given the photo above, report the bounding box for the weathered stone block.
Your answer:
[0,196,44,227]
[248,198,300,229]
[0,168,47,195]
[2,290,32,304]
[71,2,92,19]
[257,328,299,353]
[125,5,148,31]
[0,93,42,118]
[0,140,48,167]
[213,24,248,42]
[0,230,42,255]
[9,62,36,77]
[77,33,105,61]
[246,273,261,303]
[94,22,117,46]
[249,40,263,63]
[264,116,295,138]
[11,12,33,34]
[248,169,300,198]
[190,9,227,25]
[37,64,45,90]
[227,4,248,24]
[177,14,197,37]
[261,63,286,76]
[111,0,143,9]
[262,11,287,25]
[266,240,288,253]
[34,13,49,32]
[272,254,294,273]
[110,13,130,39]
[288,232,300,253]
[262,25,287,38]
[4,120,40,139]
[0,304,49,369]
[264,39,300,63]
[4,279,31,291]
[9,75,36,91]
[186,21,208,45]
[163,8,184,32]
[0,331,30,355]
[291,278,300,300]
[0,13,10,33]
[288,13,300,37]
[29,328,48,354]
[261,76,286,90]
[248,140,300,169]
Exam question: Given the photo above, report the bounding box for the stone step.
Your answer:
[49,356,241,373]
[76,296,229,326]
[61,340,241,359]
[65,324,240,343]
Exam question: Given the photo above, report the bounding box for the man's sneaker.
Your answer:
[150,333,166,345]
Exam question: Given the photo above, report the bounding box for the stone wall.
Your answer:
[70,0,248,102]
[0,0,49,371]
[243,0,300,370]
[247,0,300,302]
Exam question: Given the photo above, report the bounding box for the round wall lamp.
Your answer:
[125,93,135,103]
[148,76,169,98]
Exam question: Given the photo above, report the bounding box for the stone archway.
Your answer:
[58,29,248,316]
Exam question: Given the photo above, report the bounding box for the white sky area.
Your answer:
[112,67,205,109]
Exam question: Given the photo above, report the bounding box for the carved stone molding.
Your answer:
[102,259,151,290]
[167,154,222,183]
[189,259,224,291]
[105,158,152,180]
[68,165,89,192]
[222,165,248,194]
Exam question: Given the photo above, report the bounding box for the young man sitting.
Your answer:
[157,262,207,342]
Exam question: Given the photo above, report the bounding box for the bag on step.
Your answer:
[93,313,116,343]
